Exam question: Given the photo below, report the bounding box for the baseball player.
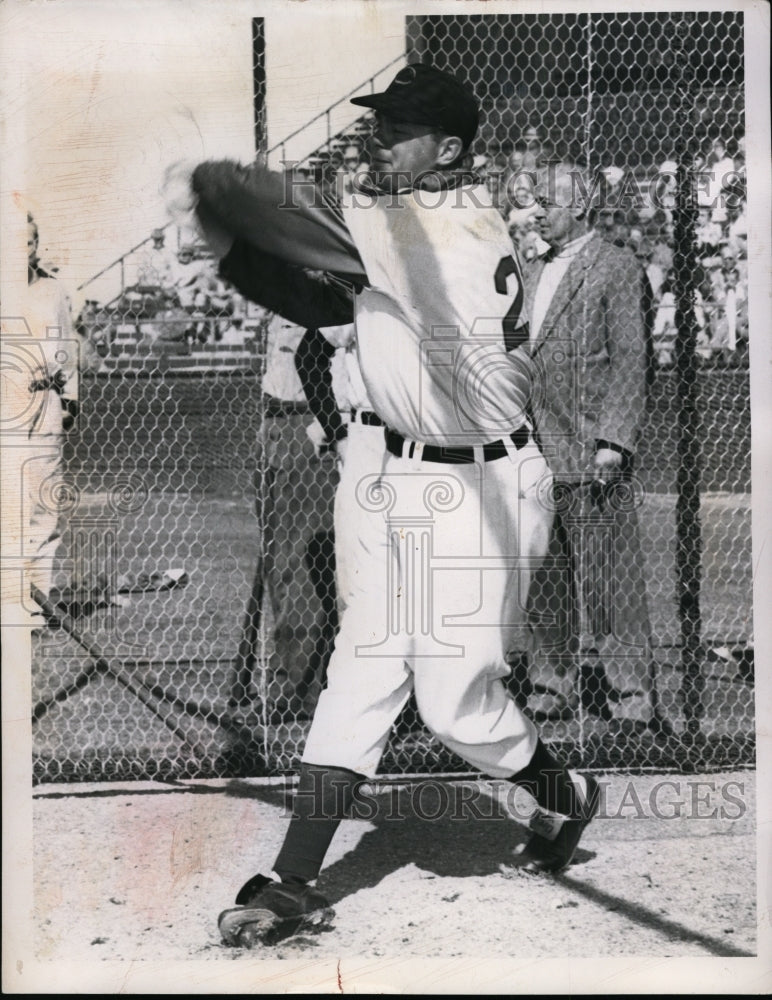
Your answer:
[24,214,81,613]
[167,63,601,948]
[294,323,387,612]
[228,311,341,721]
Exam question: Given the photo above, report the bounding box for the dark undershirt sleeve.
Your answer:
[294,328,346,444]
[193,159,367,283]
[218,240,355,330]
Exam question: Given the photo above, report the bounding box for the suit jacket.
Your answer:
[522,233,647,482]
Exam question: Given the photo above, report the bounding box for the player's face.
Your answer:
[369,115,446,192]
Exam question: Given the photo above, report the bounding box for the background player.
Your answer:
[294,323,386,613]
[228,312,340,722]
[166,63,601,948]
[25,214,83,616]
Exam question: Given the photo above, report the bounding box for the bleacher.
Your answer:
[77,77,386,377]
[76,43,746,377]
[95,338,262,376]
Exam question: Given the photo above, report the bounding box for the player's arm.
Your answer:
[595,250,648,461]
[294,328,347,449]
[190,160,368,283]
[218,239,355,330]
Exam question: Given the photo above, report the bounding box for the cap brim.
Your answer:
[350,92,438,127]
[350,92,387,110]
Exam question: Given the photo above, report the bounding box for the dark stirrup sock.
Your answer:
[273,763,363,884]
[509,739,578,817]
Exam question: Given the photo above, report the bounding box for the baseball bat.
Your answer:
[30,586,210,754]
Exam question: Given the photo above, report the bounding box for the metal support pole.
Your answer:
[671,17,705,736]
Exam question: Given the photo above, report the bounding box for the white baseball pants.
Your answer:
[303,436,553,778]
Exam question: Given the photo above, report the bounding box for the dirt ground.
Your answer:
[11,768,767,993]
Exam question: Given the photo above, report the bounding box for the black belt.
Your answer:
[262,394,310,418]
[385,425,530,464]
[351,409,385,427]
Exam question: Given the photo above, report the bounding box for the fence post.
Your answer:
[671,16,705,739]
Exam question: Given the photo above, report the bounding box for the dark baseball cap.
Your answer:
[350,63,479,150]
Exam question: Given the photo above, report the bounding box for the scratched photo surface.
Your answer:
[1,0,770,994]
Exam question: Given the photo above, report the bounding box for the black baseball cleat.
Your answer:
[218,874,335,948]
[517,774,601,874]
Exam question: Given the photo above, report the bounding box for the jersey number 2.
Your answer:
[494,255,525,352]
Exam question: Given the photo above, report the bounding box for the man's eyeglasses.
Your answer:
[533,194,574,210]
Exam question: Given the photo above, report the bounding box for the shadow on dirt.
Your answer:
[220,777,754,959]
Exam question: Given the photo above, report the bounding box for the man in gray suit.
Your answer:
[519,160,663,736]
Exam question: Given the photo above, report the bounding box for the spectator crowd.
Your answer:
[77,227,269,356]
[476,129,749,368]
[75,128,748,373]
[295,124,751,373]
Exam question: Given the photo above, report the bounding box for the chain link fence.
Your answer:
[29,9,752,783]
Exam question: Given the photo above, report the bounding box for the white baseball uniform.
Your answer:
[318,323,387,613]
[24,269,79,601]
[190,163,554,779]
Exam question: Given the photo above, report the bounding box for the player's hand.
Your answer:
[591,447,623,512]
[163,160,235,259]
[161,160,199,227]
[305,418,327,458]
[334,434,348,468]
